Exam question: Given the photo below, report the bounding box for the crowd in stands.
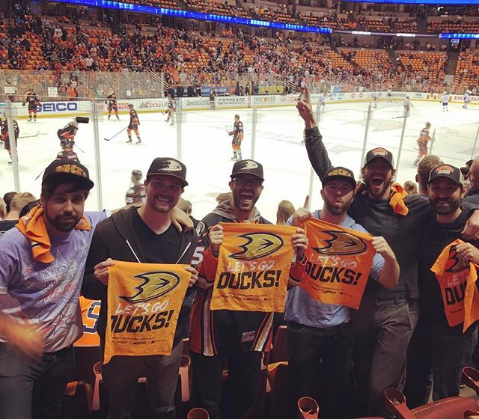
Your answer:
[428,17,479,34]
[357,15,417,33]
[1,1,479,96]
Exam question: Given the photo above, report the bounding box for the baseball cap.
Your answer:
[428,164,462,187]
[322,167,356,190]
[146,157,188,187]
[363,147,394,168]
[231,159,264,181]
[460,159,473,176]
[42,160,94,190]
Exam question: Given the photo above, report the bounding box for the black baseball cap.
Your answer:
[146,157,188,187]
[231,159,264,181]
[460,159,473,176]
[428,164,462,187]
[42,160,94,190]
[322,167,356,190]
[363,147,394,168]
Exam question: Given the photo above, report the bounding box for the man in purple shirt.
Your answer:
[0,160,107,418]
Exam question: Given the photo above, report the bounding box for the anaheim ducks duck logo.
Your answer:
[159,159,183,172]
[312,230,367,256]
[446,248,469,273]
[120,271,180,304]
[230,232,283,260]
[239,160,259,171]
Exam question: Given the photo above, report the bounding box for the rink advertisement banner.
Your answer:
[216,96,248,108]
[431,239,479,332]
[182,97,213,110]
[104,261,190,364]
[211,223,296,312]
[299,218,375,309]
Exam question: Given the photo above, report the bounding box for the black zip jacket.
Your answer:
[82,206,198,345]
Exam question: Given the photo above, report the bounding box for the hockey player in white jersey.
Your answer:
[386,86,393,103]
[441,91,449,112]
[403,94,411,117]
[463,91,471,109]
[372,91,379,109]
[315,92,326,119]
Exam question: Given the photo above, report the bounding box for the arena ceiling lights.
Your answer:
[48,0,332,33]
[344,0,479,3]
[47,0,479,39]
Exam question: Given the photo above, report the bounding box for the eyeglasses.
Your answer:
[232,178,262,188]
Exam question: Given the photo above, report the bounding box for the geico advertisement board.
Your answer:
[11,101,82,118]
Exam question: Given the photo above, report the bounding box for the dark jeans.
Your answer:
[0,342,75,419]
[287,320,354,419]
[190,350,262,419]
[404,320,478,408]
[101,340,182,419]
[351,297,419,417]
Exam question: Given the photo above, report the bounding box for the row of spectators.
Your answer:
[1,3,479,95]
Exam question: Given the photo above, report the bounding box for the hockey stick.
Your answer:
[20,130,40,139]
[75,143,85,154]
[104,126,127,142]
[35,169,45,181]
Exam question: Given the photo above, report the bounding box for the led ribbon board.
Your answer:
[49,0,332,33]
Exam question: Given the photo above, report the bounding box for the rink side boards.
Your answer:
[1,91,477,119]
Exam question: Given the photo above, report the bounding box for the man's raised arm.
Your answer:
[297,86,333,180]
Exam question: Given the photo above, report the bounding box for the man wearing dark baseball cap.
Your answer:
[363,147,395,169]
[285,164,399,418]
[410,163,479,406]
[82,156,198,418]
[230,158,264,182]
[427,164,463,188]
[42,159,95,192]
[322,166,357,190]
[297,86,440,416]
[146,157,188,187]
[0,159,107,418]
[189,158,308,418]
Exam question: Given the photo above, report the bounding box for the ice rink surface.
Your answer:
[1,99,478,222]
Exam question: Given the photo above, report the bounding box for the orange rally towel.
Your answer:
[15,205,91,263]
[299,218,376,309]
[431,239,479,333]
[211,223,296,313]
[389,183,409,216]
[104,261,191,364]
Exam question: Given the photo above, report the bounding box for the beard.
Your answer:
[324,198,351,216]
[44,210,81,232]
[431,197,461,215]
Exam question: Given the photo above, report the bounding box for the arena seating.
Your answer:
[183,0,250,18]
[453,50,479,93]
[395,51,447,88]
[428,17,479,33]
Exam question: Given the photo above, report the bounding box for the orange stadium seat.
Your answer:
[383,387,479,419]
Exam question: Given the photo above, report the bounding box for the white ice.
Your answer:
[1,99,478,223]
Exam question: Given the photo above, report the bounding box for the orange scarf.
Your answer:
[431,239,479,332]
[15,205,91,263]
[211,223,296,313]
[389,183,409,216]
